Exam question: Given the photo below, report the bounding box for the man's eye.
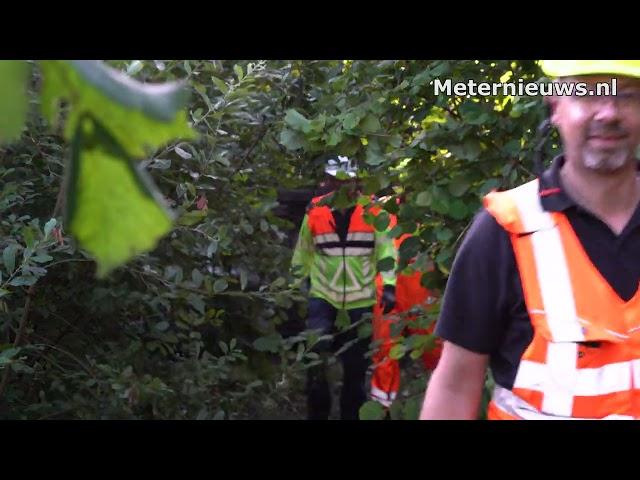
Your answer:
[617,91,640,100]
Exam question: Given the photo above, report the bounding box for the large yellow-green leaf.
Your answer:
[67,114,173,277]
[0,60,30,143]
[40,60,196,158]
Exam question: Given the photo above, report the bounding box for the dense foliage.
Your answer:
[0,60,553,419]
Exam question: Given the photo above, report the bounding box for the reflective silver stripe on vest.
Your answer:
[313,233,340,244]
[344,287,374,303]
[509,179,584,344]
[491,385,635,420]
[318,247,373,256]
[320,247,344,256]
[344,247,373,256]
[371,386,397,408]
[508,180,584,417]
[312,285,374,304]
[347,232,375,242]
[514,358,633,396]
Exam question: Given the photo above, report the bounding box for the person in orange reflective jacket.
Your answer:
[291,156,397,420]
[421,61,640,420]
[370,198,442,408]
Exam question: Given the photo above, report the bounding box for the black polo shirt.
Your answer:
[435,155,640,389]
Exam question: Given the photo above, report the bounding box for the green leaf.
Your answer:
[389,343,406,360]
[206,241,218,258]
[241,222,254,235]
[435,228,454,242]
[239,267,248,291]
[284,109,312,133]
[326,128,343,146]
[246,380,262,390]
[253,334,282,353]
[0,347,20,365]
[310,114,326,133]
[22,226,36,249]
[459,102,490,125]
[211,76,228,95]
[3,245,17,273]
[342,112,361,131]
[388,225,404,239]
[373,211,390,231]
[504,139,521,155]
[382,199,398,216]
[0,60,29,143]
[361,114,381,133]
[178,209,207,226]
[187,294,205,314]
[0,288,10,299]
[436,250,454,274]
[376,256,396,272]
[155,321,170,332]
[398,236,421,262]
[126,60,143,76]
[448,177,470,197]
[44,218,57,240]
[365,147,385,166]
[449,200,468,220]
[431,196,449,215]
[358,323,373,339]
[389,134,403,148]
[233,64,244,82]
[336,309,350,330]
[40,60,196,158]
[213,278,228,293]
[174,146,192,160]
[359,400,386,420]
[415,191,432,207]
[21,248,35,263]
[66,115,174,277]
[31,254,53,263]
[9,276,37,287]
[410,348,424,360]
[279,128,305,151]
[402,397,421,420]
[479,178,500,195]
[191,269,204,288]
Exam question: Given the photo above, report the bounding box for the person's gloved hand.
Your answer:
[380,285,396,314]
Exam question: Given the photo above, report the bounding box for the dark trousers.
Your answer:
[305,297,371,420]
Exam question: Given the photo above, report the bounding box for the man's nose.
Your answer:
[593,97,622,123]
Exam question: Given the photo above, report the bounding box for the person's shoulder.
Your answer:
[460,208,510,251]
[447,206,515,274]
[306,193,332,212]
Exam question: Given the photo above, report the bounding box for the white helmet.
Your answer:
[324,155,358,178]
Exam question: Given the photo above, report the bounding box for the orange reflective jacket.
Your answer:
[484,179,640,420]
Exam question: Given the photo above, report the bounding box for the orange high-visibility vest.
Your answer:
[484,179,640,420]
[307,194,377,256]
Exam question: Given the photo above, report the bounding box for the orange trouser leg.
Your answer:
[371,302,401,407]
[370,275,400,407]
